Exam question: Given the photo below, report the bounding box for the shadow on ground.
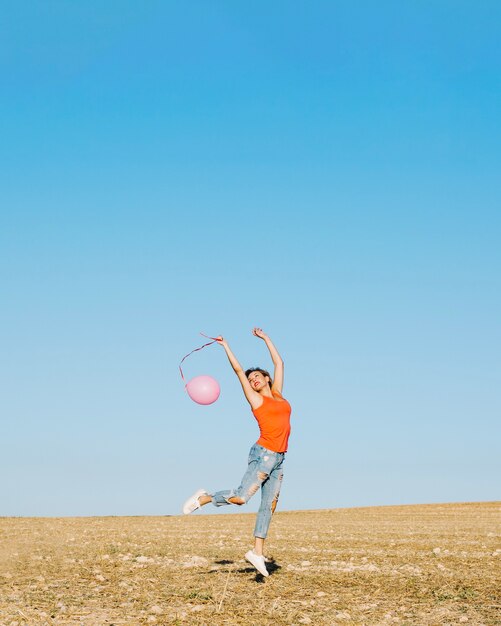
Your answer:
[211,558,282,582]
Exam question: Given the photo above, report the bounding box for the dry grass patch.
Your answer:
[1,502,500,625]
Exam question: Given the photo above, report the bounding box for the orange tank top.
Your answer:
[252,390,292,453]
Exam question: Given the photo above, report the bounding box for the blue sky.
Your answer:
[1,2,500,516]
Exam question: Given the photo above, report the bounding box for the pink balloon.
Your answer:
[186,375,220,405]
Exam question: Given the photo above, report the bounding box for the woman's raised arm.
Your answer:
[216,336,262,409]
[252,328,284,394]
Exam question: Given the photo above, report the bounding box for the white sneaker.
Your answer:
[182,488,208,515]
[245,550,269,577]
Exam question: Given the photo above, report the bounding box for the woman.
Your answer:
[182,327,291,577]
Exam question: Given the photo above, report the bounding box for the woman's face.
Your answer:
[247,370,270,391]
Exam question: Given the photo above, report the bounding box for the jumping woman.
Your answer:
[182,328,291,577]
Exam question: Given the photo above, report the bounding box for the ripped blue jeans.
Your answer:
[210,443,285,539]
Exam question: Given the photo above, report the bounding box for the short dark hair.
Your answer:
[245,367,272,388]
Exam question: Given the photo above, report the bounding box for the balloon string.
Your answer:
[179,333,219,383]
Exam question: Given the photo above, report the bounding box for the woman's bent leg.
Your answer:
[211,445,267,507]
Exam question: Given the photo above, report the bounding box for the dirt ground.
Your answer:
[1,502,500,625]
